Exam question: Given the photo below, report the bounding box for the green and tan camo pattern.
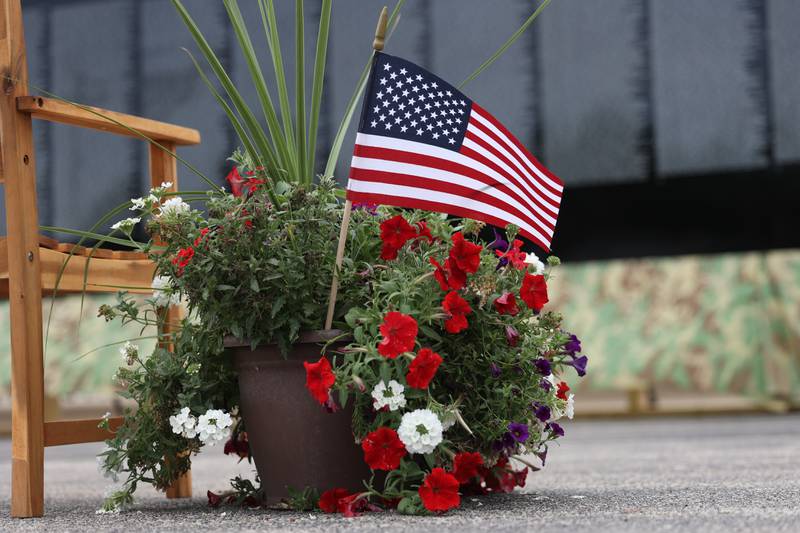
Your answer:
[1,251,799,400]
[549,250,800,399]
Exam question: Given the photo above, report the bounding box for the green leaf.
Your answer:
[459,0,552,89]
[295,0,307,183]
[307,0,331,179]
[250,277,260,293]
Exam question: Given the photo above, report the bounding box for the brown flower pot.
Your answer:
[225,330,370,505]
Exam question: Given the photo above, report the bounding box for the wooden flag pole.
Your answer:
[324,6,388,330]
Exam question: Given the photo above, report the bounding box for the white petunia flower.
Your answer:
[119,341,139,366]
[551,393,575,421]
[169,407,198,439]
[110,217,140,234]
[524,252,546,275]
[130,197,146,210]
[151,275,181,307]
[196,408,233,446]
[371,380,407,411]
[397,408,443,454]
[158,197,190,218]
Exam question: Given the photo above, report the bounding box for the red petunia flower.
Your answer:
[406,348,443,389]
[556,381,571,401]
[207,490,223,508]
[193,227,211,247]
[496,239,527,269]
[415,220,434,244]
[519,272,549,312]
[319,488,351,513]
[225,166,246,197]
[377,312,418,358]
[380,215,418,249]
[448,232,483,274]
[442,291,472,334]
[418,468,461,512]
[429,257,468,291]
[452,452,484,484]
[361,427,407,470]
[380,242,400,261]
[493,292,519,316]
[223,431,249,461]
[337,493,370,517]
[172,246,195,275]
[303,356,336,405]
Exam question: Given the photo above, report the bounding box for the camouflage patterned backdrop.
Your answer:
[2,251,799,401]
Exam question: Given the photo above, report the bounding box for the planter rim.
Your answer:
[223,329,349,348]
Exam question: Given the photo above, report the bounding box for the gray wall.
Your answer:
[1,0,798,237]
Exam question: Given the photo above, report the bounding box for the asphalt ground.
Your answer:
[1,414,798,532]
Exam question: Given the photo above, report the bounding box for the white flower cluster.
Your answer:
[110,217,140,234]
[197,409,233,446]
[158,196,190,218]
[151,275,181,307]
[169,407,198,438]
[169,407,233,446]
[397,408,443,454]
[524,251,546,275]
[119,341,139,366]
[371,380,407,411]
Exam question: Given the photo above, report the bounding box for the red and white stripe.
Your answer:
[346,103,563,251]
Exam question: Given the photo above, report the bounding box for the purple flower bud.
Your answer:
[548,422,565,437]
[488,228,508,252]
[505,325,520,347]
[492,432,516,452]
[534,358,552,376]
[490,363,502,378]
[567,355,588,377]
[532,404,551,423]
[534,447,548,467]
[563,333,582,355]
[539,378,553,392]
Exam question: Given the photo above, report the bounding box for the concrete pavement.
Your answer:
[1,414,798,532]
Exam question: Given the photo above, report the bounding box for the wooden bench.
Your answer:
[1,0,199,517]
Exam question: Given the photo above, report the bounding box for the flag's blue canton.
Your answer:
[358,52,472,152]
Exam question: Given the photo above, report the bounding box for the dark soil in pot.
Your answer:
[225,330,370,506]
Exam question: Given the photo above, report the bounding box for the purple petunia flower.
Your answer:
[539,378,553,392]
[567,355,588,377]
[548,422,565,437]
[492,432,516,452]
[534,358,552,376]
[532,404,551,423]
[505,325,520,347]
[507,422,530,442]
[563,333,582,356]
[353,202,379,215]
[490,363,502,378]
[488,228,508,252]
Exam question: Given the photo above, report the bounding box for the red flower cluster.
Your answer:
[556,381,570,401]
[361,427,407,470]
[193,227,211,247]
[319,488,375,517]
[463,456,529,496]
[442,291,472,334]
[406,348,443,389]
[449,232,483,273]
[520,272,549,312]
[223,431,249,461]
[172,246,195,276]
[377,312,418,358]
[496,238,527,269]
[452,452,484,484]
[493,292,519,316]
[430,257,467,291]
[303,356,335,405]
[379,215,429,260]
[418,468,460,512]
[225,166,265,198]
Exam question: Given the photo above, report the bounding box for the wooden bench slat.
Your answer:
[43,417,123,447]
[17,96,201,146]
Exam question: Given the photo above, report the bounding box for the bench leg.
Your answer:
[165,469,193,499]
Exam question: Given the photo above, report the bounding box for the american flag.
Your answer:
[346,52,564,252]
